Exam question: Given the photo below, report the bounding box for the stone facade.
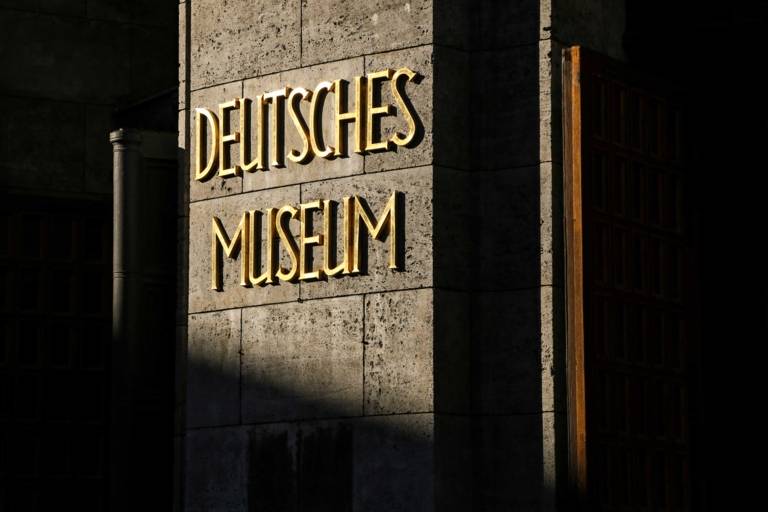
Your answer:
[178,0,626,510]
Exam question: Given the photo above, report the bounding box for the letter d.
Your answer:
[195,107,220,181]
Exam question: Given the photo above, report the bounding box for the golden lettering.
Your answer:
[195,107,219,181]
[299,201,324,281]
[334,77,366,156]
[240,96,267,172]
[275,204,300,282]
[218,99,241,177]
[391,68,419,147]
[310,81,334,158]
[264,87,290,168]
[366,69,394,152]
[353,192,401,272]
[248,208,277,285]
[287,87,313,164]
[323,197,353,277]
[211,213,248,290]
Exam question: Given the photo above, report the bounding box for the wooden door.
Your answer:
[563,47,696,511]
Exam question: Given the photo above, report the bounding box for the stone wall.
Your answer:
[178,0,591,509]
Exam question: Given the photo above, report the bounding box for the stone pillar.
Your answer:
[179,1,562,510]
[111,129,178,510]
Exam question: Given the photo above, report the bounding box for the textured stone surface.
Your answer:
[472,44,540,170]
[187,310,241,428]
[188,186,301,313]
[185,427,248,512]
[302,0,432,66]
[241,296,364,422]
[363,45,434,174]
[241,58,365,191]
[364,289,433,414]
[550,0,626,60]
[471,288,548,415]
[433,290,471,414]
[300,166,434,300]
[433,168,473,290]
[189,82,244,201]
[190,0,300,89]
[179,2,188,111]
[353,414,434,512]
[473,165,545,291]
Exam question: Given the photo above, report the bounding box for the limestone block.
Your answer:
[0,97,84,193]
[241,57,365,192]
[474,165,545,290]
[364,289,434,415]
[302,0,432,66]
[187,309,241,428]
[472,44,540,170]
[185,427,248,512]
[433,290,471,414]
[363,45,434,174]
[189,82,244,201]
[177,109,190,217]
[190,0,300,89]
[472,414,549,509]
[540,39,564,165]
[432,47,472,171]
[433,168,473,291]
[353,414,434,512]
[176,216,189,324]
[188,187,301,313]
[241,296,364,422]
[471,288,547,414]
[179,2,188,111]
[246,423,300,510]
[299,166,433,300]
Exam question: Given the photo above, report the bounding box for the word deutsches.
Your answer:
[195,68,420,180]
[211,192,402,290]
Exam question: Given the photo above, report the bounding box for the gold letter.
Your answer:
[310,81,334,158]
[240,96,267,172]
[323,197,354,276]
[248,209,278,285]
[299,201,325,281]
[287,87,313,164]
[353,192,402,273]
[366,69,394,152]
[264,87,290,168]
[218,99,241,177]
[275,204,300,282]
[334,77,366,156]
[390,68,419,147]
[195,107,219,181]
[211,213,249,291]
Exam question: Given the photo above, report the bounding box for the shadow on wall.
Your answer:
[182,285,555,512]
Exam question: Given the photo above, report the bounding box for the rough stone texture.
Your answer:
[363,45,434,174]
[353,414,434,512]
[471,288,547,415]
[241,58,365,191]
[179,1,187,111]
[189,81,244,201]
[185,427,248,512]
[241,296,364,422]
[364,289,434,415]
[188,186,301,313]
[190,0,300,89]
[299,166,434,300]
[472,43,540,170]
[433,290,471,414]
[302,0,432,66]
[187,309,241,428]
